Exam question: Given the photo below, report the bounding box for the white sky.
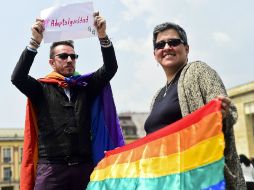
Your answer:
[1,0,253,128]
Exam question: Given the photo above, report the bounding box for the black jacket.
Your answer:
[11,45,118,164]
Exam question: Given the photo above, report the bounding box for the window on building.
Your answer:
[247,113,254,142]
[244,101,254,148]
[127,127,136,136]
[3,148,11,163]
[245,101,254,114]
[123,126,137,136]
[252,114,254,135]
[3,167,12,181]
[245,101,254,131]
[2,187,14,190]
[19,147,23,162]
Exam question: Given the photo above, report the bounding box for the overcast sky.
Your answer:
[1,0,253,128]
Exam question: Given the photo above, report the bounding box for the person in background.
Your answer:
[239,154,254,189]
[250,157,254,168]
[11,12,121,190]
[144,22,246,190]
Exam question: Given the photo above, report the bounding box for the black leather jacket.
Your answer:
[11,45,118,164]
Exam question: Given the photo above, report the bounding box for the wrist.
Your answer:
[99,35,112,48]
[29,43,39,49]
[97,32,107,39]
[27,46,38,52]
[29,38,41,49]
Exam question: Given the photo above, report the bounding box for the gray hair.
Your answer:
[153,22,188,49]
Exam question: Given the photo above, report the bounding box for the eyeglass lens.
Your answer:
[56,53,78,60]
[155,39,183,49]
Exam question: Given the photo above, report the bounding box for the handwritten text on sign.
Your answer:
[44,16,89,28]
[41,2,96,43]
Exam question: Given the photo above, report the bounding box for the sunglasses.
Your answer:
[154,38,184,50]
[54,53,79,60]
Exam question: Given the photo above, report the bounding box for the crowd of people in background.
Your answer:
[239,154,254,190]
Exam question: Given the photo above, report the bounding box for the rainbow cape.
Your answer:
[87,99,225,190]
[20,72,124,190]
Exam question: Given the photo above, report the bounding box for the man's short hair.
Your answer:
[49,40,75,58]
[153,22,188,49]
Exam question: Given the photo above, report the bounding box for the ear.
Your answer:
[49,59,56,70]
[185,45,189,54]
[153,50,158,62]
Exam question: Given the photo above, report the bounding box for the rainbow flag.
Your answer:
[20,72,124,190]
[86,99,225,190]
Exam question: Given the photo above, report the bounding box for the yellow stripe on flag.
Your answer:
[96,111,222,170]
[91,133,224,181]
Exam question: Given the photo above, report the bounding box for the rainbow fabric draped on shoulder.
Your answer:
[20,71,125,190]
[87,99,225,190]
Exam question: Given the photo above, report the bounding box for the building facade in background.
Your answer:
[118,112,148,144]
[228,81,254,157]
[0,129,23,190]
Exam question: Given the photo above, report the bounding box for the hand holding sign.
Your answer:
[41,2,97,43]
[93,11,106,38]
[31,19,44,43]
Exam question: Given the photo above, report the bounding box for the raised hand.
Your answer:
[93,12,107,38]
[30,18,44,47]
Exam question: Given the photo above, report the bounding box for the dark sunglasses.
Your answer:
[154,38,184,50]
[54,53,79,60]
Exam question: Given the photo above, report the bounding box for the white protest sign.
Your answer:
[41,2,97,43]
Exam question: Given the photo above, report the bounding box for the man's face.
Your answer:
[154,29,189,72]
[49,45,77,77]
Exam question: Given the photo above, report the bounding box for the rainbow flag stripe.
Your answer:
[86,100,225,190]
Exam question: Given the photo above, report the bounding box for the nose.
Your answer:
[67,55,73,62]
[164,42,172,49]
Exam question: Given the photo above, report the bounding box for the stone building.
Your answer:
[228,81,254,157]
[118,112,148,144]
[0,129,23,190]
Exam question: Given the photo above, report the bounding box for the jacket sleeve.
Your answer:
[178,61,237,125]
[86,44,118,96]
[196,62,238,126]
[11,48,43,103]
